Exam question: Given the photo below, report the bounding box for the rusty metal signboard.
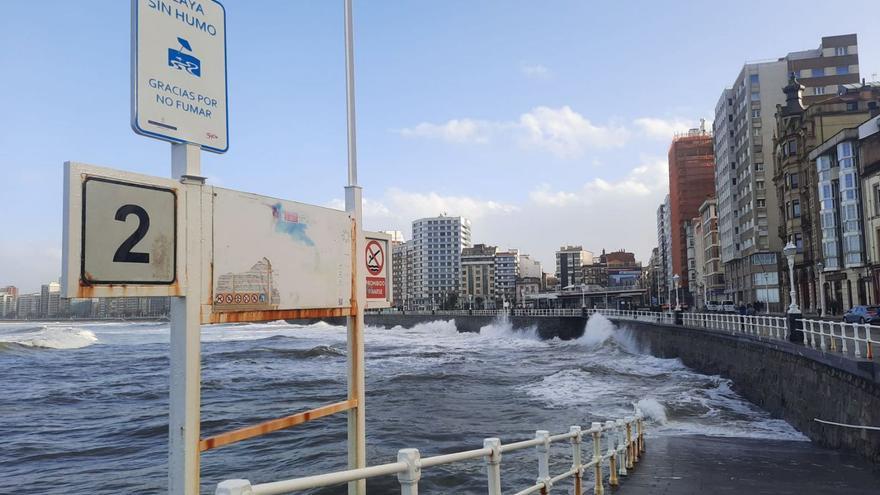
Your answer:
[207,188,353,322]
[364,231,391,309]
[62,162,186,298]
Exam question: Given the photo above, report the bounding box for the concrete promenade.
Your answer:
[616,435,880,494]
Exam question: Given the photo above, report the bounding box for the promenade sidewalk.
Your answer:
[614,435,880,494]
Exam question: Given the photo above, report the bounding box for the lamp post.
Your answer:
[817,261,825,316]
[783,241,799,314]
[673,274,681,311]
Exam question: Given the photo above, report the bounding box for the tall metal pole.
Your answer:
[169,142,203,495]
[343,1,366,494]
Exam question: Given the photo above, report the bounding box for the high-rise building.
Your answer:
[0,292,16,318]
[648,247,662,305]
[715,34,860,310]
[494,249,519,307]
[40,282,61,318]
[391,241,413,309]
[656,198,672,304]
[690,217,704,308]
[460,244,497,309]
[668,126,715,305]
[16,293,41,319]
[410,215,471,309]
[554,246,593,288]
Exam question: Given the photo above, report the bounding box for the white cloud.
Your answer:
[397,119,493,144]
[398,105,628,158]
[633,117,700,140]
[520,63,551,79]
[333,157,668,266]
[530,156,668,206]
[519,106,629,157]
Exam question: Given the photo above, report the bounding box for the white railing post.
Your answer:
[484,438,502,495]
[615,419,627,477]
[535,430,551,493]
[397,448,421,495]
[855,324,864,358]
[570,426,583,495]
[605,420,619,487]
[592,422,604,495]
[215,480,253,495]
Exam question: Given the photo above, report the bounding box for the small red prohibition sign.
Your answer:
[365,240,384,275]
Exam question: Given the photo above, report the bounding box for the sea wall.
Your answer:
[613,319,880,463]
[364,313,587,339]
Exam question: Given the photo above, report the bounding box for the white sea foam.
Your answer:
[0,325,99,349]
[636,398,668,424]
[479,318,540,341]
[576,313,615,346]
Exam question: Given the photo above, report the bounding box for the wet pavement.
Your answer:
[613,435,880,494]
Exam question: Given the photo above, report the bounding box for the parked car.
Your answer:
[722,300,736,313]
[706,300,721,312]
[843,305,880,324]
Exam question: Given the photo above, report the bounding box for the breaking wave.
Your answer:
[0,325,98,350]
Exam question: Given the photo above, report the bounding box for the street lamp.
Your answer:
[816,261,825,316]
[783,241,799,314]
[674,274,682,310]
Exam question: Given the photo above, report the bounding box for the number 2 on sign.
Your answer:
[113,204,151,263]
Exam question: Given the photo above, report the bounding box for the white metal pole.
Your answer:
[343,1,366,494]
[169,142,203,495]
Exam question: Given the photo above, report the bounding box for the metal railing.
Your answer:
[800,319,878,359]
[215,408,647,495]
[370,308,673,321]
[682,312,788,340]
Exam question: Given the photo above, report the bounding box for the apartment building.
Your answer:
[460,244,497,309]
[715,34,861,311]
[774,79,880,314]
[410,215,472,309]
[555,246,593,288]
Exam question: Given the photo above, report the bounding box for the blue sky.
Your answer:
[2,1,880,291]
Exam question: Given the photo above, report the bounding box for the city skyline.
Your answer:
[4,2,880,292]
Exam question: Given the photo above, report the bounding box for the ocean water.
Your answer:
[0,314,805,494]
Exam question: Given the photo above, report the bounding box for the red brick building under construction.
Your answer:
[668,124,715,302]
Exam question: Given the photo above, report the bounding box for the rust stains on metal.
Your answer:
[76,279,184,299]
[209,306,354,323]
[349,217,359,313]
[199,399,357,452]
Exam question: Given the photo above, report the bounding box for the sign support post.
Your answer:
[169,142,204,495]
[343,1,367,494]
